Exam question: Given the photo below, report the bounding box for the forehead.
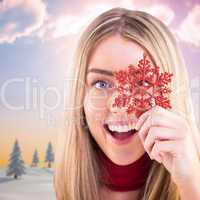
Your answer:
[87,34,152,72]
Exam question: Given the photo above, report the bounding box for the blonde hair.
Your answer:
[54,7,200,200]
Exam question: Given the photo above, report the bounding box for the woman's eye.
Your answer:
[92,80,112,89]
[137,80,151,87]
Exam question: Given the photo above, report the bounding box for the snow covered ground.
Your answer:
[0,166,56,200]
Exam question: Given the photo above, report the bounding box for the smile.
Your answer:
[103,123,137,143]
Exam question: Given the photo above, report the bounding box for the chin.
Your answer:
[105,144,145,166]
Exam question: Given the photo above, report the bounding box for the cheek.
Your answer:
[84,89,109,113]
[83,91,108,144]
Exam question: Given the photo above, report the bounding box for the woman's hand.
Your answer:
[135,105,200,189]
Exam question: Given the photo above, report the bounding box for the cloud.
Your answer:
[140,4,175,26]
[36,3,114,40]
[105,0,175,26]
[0,0,175,43]
[176,5,200,47]
[0,0,47,44]
[0,0,174,43]
[37,0,174,41]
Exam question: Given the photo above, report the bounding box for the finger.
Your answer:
[135,114,149,132]
[151,140,180,156]
[138,114,177,145]
[144,126,183,156]
[151,140,163,163]
[135,106,156,130]
[135,105,183,130]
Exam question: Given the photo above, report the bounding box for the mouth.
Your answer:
[103,123,138,142]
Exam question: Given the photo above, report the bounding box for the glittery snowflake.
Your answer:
[112,53,173,114]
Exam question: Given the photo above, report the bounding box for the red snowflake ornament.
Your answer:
[112,53,173,117]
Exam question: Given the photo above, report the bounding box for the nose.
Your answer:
[107,90,141,123]
[107,91,127,114]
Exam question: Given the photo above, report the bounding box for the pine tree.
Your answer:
[45,142,54,168]
[31,149,39,167]
[6,139,26,179]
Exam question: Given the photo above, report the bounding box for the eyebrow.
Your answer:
[87,68,114,76]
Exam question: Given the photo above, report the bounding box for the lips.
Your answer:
[103,123,137,141]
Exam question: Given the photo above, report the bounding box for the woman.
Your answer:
[54,7,200,200]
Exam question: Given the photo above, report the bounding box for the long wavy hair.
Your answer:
[54,7,200,200]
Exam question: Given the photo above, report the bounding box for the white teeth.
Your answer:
[108,124,132,133]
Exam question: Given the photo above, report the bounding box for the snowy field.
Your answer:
[0,167,56,200]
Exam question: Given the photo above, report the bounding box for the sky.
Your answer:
[0,0,200,167]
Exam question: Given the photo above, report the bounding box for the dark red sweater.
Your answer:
[97,147,153,192]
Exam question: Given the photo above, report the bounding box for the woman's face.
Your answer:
[84,34,153,165]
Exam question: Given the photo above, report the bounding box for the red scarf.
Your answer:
[96,147,153,192]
